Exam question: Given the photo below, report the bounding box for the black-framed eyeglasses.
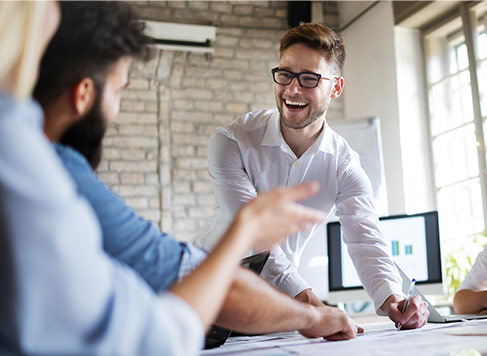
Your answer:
[271,67,336,89]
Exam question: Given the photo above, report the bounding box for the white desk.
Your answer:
[201,319,487,356]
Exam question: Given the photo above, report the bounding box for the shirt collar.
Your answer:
[261,111,282,147]
[261,111,335,156]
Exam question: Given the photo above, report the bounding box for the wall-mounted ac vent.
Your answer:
[144,21,217,54]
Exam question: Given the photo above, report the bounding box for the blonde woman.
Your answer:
[0,2,345,355]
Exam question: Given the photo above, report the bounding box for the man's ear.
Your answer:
[330,76,344,99]
[71,77,95,116]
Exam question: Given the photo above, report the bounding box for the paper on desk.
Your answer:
[201,321,487,356]
[279,323,487,355]
[438,321,487,336]
[201,332,324,355]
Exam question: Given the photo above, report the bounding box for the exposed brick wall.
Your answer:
[98,1,341,242]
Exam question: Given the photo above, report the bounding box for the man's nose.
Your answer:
[286,77,302,94]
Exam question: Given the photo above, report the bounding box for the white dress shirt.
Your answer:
[0,96,203,355]
[193,109,403,311]
[458,245,487,291]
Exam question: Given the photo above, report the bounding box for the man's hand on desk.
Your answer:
[298,304,361,340]
[295,288,363,340]
[381,294,429,330]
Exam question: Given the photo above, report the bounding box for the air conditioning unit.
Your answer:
[144,21,217,54]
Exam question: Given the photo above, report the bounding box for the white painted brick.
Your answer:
[173,169,197,181]
[113,185,159,197]
[188,1,209,10]
[173,145,196,157]
[103,148,121,160]
[174,219,197,231]
[125,197,149,209]
[189,207,214,219]
[174,194,196,206]
[196,146,208,157]
[173,181,191,193]
[104,136,158,148]
[117,112,157,124]
[214,48,234,59]
[139,209,161,223]
[149,197,160,209]
[176,157,208,170]
[109,161,157,172]
[121,100,145,112]
[217,35,239,47]
[122,89,157,101]
[98,172,119,185]
[128,78,150,90]
[171,122,194,132]
[173,134,208,145]
[118,125,158,136]
[194,100,224,112]
[193,181,212,193]
[234,5,253,15]
[146,173,160,185]
[225,102,247,113]
[211,2,233,13]
[197,193,215,206]
[120,148,146,160]
[121,173,145,184]
[173,99,194,110]
[96,161,109,173]
[145,101,158,113]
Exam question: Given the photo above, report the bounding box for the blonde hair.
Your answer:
[0,1,46,99]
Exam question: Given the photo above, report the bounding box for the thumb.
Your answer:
[388,302,402,323]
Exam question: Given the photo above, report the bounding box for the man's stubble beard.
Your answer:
[277,100,327,130]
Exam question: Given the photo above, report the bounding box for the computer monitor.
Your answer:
[326,211,443,304]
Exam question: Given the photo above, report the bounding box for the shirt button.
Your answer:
[294,162,299,167]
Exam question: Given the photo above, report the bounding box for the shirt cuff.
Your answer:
[263,268,311,298]
[177,243,208,281]
[372,282,404,315]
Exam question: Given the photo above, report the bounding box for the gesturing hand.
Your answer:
[236,182,326,251]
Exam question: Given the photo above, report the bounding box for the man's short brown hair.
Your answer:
[279,23,346,75]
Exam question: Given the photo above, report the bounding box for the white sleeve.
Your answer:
[458,245,487,291]
[335,154,403,312]
[260,245,311,297]
[204,129,308,296]
[207,129,258,218]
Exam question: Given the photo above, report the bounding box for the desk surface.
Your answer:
[201,319,487,356]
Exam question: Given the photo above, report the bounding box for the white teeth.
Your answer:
[285,100,307,106]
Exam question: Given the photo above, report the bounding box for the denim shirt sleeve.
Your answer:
[54,144,185,292]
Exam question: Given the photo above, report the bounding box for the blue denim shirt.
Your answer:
[54,143,196,292]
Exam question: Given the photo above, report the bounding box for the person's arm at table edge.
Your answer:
[454,289,487,314]
[214,268,323,334]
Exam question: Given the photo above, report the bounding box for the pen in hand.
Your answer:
[397,278,416,330]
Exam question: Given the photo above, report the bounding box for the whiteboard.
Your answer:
[328,117,388,215]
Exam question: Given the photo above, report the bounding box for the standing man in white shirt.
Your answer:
[194,23,429,329]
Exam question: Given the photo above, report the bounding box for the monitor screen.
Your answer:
[327,211,442,303]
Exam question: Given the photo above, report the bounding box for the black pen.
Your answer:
[397,278,416,330]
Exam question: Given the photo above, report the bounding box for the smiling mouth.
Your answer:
[284,99,308,111]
